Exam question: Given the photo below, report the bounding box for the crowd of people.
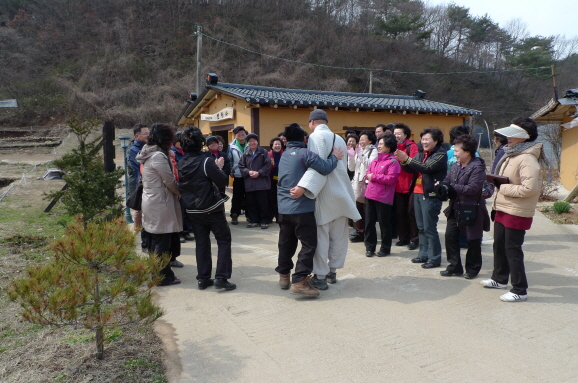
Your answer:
[126,114,543,302]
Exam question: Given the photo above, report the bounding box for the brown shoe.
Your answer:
[289,276,320,297]
[279,273,290,290]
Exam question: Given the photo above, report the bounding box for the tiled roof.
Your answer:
[207,83,482,116]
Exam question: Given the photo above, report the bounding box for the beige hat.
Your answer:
[494,124,530,139]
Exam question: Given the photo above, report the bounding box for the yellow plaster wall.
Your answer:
[257,107,467,143]
[560,124,578,190]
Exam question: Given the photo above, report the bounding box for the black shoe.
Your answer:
[464,273,478,279]
[377,251,390,257]
[170,260,184,268]
[349,236,363,243]
[421,262,441,269]
[197,279,214,290]
[411,257,427,263]
[408,241,418,250]
[231,213,238,225]
[440,270,463,277]
[366,251,376,257]
[310,275,328,290]
[183,233,194,241]
[214,278,236,290]
[326,272,337,284]
[395,240,409,246]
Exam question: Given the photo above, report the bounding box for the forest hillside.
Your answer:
[1,0,577,128]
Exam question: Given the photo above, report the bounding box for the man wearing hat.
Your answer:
[227,126,248,225]
[292,109,361,290]
[206,135,231,194]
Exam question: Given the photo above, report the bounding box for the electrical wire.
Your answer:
[201,33,552,76]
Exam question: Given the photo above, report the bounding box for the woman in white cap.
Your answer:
[481,117,543,302]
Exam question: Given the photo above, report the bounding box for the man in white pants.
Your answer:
[291,109,360,290]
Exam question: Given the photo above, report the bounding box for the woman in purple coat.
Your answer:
[436,135,490,279]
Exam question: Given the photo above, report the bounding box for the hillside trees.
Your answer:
[0,0,576,128]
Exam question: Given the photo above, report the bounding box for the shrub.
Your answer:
[552,201,571,214]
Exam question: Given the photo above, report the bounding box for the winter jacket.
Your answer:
[442,157,490,240]
[227,139,247,177]
[136,145,183,234]
[128,139,146,187]
[239,146,271,192]
[348,144,378,202]
[491,144,506,174]
[297,124,361,225]
[493,143,542,218]
[364,153,401,204]
[277,141,339,215]
[401,146,448,198]
[178,151,229,214]
[207,149,231,178]
[395,139,418,194]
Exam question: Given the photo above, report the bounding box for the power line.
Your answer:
[201,33,551,76]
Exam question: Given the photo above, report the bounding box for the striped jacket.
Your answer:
[401,146,447,198]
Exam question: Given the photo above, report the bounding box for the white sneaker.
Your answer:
[500,292,528,302]
[480,279,507,289]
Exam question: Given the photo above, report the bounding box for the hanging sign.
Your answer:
[201,107,234,122]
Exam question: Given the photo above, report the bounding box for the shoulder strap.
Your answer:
[328,133,336,159]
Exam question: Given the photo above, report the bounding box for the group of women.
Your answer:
[136,117,543,302]
[344,118,542,302]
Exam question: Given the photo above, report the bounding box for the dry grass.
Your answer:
[0,138,168,383]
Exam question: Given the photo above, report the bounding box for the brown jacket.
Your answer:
[137,145,183,234]
[493,143,542,218]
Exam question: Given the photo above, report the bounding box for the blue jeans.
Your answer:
[414,194,442,264]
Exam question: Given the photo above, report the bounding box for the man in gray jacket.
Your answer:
[227,126,248,225]
[293,110,361,290]
[276,123,342,296]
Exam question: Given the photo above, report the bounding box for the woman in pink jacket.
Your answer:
[364,135,401,257]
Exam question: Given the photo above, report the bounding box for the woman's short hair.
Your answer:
[453,134,478,156]
[512,117,538,142]
[346,133,359,144]
[216,135,225,145]
[380,134,398,153]
[270,137,283,150]
[181,126,205,153]
[493,132,508,145]
[147,123,175,150]
[360,130,377,145]
[393,123,412,139]
[420,127,444,147]
[449,125,470,145]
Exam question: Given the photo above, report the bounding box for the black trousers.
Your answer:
[445,213,482,275]
[492,222,528,295]
[267,178,279,222]
[189,210,232,280]
[147,232,180,284]
[246,189,269,224]
[364,199,393,253]
[352,201,366,238]
[230,177,246,216]
[275,212,317,283]
[395,192,418,243]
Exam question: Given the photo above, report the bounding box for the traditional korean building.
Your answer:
[177,73,482,149]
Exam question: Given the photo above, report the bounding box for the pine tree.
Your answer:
[8,217,166,359]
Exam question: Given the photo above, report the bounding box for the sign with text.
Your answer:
[201,107,234,122]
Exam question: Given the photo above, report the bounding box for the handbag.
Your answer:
[126,181,143,210]
[458,203,478,226]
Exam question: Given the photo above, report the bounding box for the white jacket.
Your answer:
[348,144,378,202]
[297,124,361,225]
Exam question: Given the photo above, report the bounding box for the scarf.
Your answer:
[494,141,537,175]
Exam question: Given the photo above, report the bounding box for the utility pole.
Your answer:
[551,64,558,100]
[369,71,373,94]
[196,25,203,96]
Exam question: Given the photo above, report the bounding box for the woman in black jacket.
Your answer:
[178,127,236,291]
[395,127,447,269]
[239,133,271,229]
